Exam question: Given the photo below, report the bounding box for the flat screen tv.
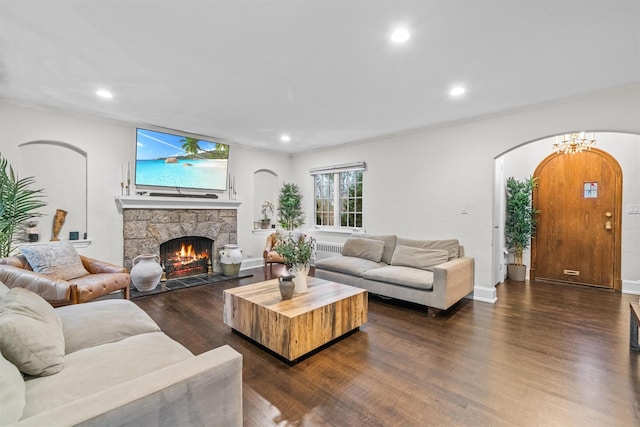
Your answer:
[135,128,229,192]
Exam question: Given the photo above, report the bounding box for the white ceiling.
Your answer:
[1,0,638,153]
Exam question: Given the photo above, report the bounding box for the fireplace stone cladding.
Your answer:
[122,208,237,272]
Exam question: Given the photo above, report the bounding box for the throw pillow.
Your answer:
[0,288,65,376]
[0,349,25,424]
[341,237,385,263]
[358,233,397,264]
[390,245,450,271]
[20,241,89,281]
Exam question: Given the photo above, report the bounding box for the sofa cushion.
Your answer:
[56,299,162,354]
[0,288,65,376]
[391,245,450,271]
[341,237,385,262]
[396,238,460,260]
[357,233,397,264]
[315,255,384,277]
[22,332,194,419]
[363,265,434,291]
[20,241,89,281]
[0,349,25,425]
[0,280,9,299]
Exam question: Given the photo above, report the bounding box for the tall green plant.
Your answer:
[0,154,47,257]
[277,182,305,230]
[505,176,539,266]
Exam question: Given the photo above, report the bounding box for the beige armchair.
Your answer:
[263,232,286,279]
[0,254,130,306]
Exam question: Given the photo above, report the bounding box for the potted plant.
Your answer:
[0,153,47,257]
[275,231,316,293]
[260,200,274,229]
[505,176,539,281]
[277,182,305,231]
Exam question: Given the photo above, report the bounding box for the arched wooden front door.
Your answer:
[531,148,622,290]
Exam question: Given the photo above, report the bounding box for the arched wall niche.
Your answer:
[18,141,88,242]
[253,169,278,228]
[492,131,640,292]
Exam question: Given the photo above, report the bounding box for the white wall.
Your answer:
[290,85,640,301]
[2,84,639,299]
[0,99,292,266]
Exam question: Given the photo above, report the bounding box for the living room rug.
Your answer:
[129,272,253,299]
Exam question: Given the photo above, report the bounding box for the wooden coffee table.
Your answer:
[223,277,367,361]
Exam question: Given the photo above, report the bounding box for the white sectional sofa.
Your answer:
[0,282,242,427]
[315,234,474,311]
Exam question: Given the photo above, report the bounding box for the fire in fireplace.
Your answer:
[160,236,213,280]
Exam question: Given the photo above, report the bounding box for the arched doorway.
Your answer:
[530,148,622,290]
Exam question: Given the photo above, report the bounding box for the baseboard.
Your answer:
[622,280,640,295]
[240,257,264,271]
[472,285,497,304]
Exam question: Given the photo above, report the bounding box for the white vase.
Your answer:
[131,254,162,291]
[220,244,243,276]
[290,265,309,293]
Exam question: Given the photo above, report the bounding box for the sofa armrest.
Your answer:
[0,264,72,303]
[80,256,127,274]
[431,256,475,310]
[14,345,243,427]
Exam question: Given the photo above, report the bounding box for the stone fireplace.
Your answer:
[117,196,240,275]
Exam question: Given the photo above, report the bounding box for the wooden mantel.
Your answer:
[115,195,242,212]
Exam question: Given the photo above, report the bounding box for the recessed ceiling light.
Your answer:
[96,89,113,99]
[449,86,466,97]
[280,135,291,142]
[390,28,410,43]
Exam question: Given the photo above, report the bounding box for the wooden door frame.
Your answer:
[530,148,623,291]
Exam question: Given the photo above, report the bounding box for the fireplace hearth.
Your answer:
[160,236,213,280]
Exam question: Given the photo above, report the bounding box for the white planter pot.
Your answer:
[131,254,163,291]
[290,265,309,293]
[220,244,243,276]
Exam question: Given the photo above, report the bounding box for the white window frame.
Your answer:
[311,162,366,232]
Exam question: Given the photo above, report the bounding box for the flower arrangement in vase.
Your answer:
[275,231,316,293]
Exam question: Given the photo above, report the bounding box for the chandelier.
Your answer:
[553,132,596,154]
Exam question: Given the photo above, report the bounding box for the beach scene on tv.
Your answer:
[136,128,229,191]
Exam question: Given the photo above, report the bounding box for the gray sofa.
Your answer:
[0,282,242,427]
[314,234,474,311]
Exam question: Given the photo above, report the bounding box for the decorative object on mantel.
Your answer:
[261,200,274,229]
[278,275,295,300]
[120,162,131,196]
[228,173,237,200]
[220,244,243,276]
[0,153,47,257]
[130,254,163,291]
[553,132,596,154]
[50,209,68,242]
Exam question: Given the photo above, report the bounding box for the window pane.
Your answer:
[314,173,334,226]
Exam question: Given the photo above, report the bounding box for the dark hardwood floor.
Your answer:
[133,266,639,426]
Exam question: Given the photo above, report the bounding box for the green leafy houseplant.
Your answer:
[275,232,316,268]
[505,176,539,267]
[0,153,47,257]
[277,182,305,230]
